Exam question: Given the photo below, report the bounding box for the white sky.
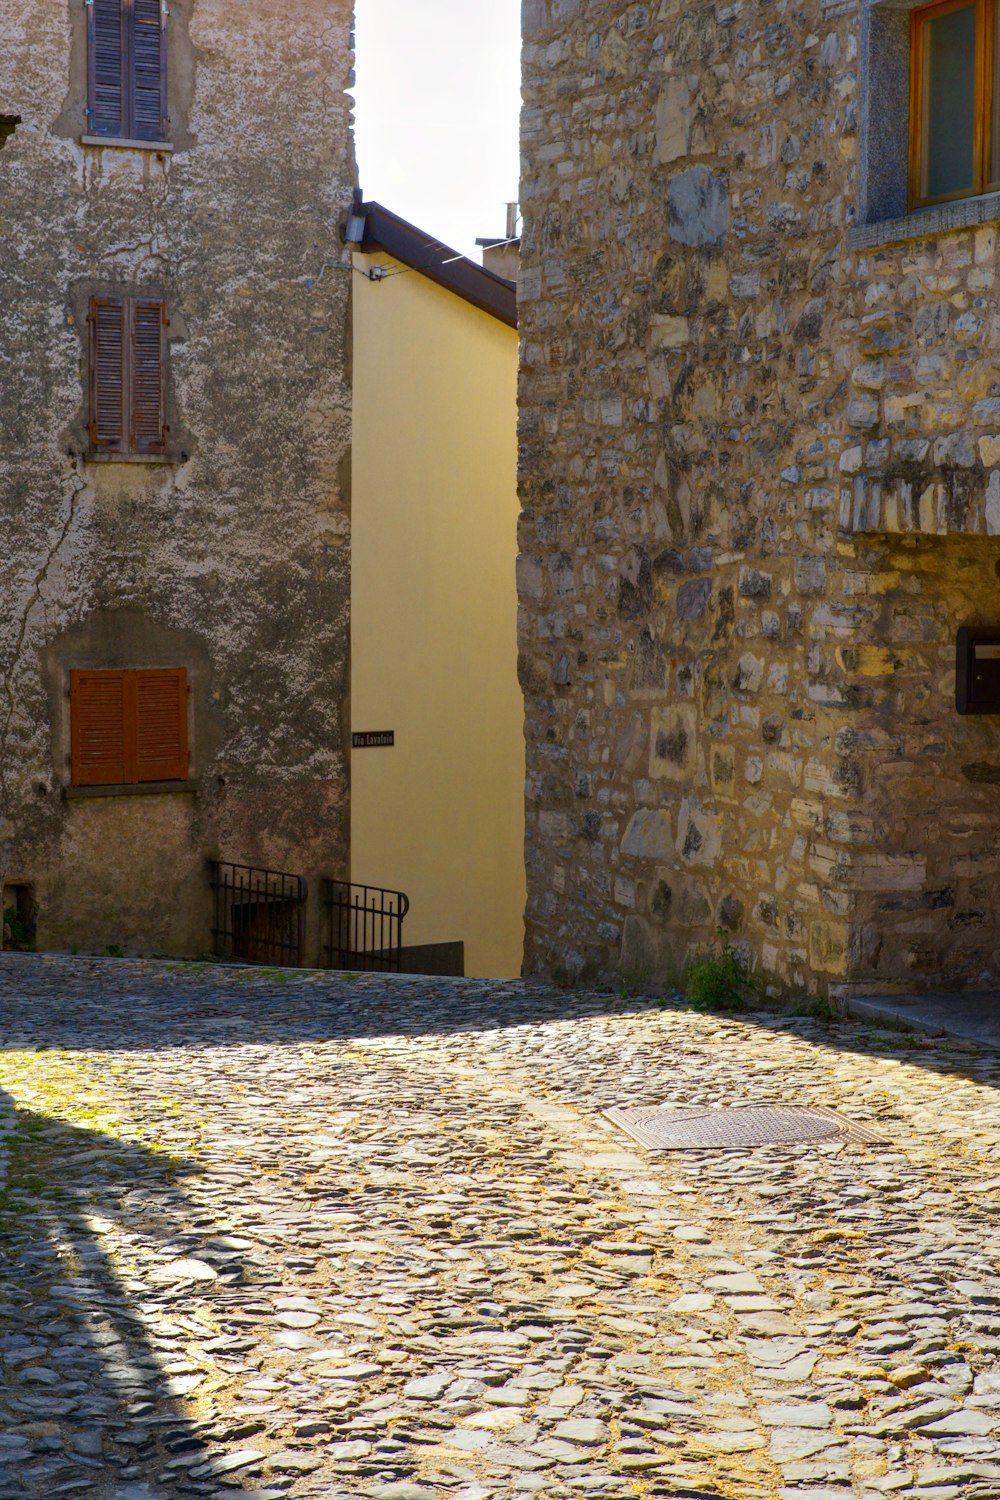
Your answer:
[352,0,522,263]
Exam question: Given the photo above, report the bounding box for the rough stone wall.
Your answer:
[519,0,1000,995]
[0,0,355,958]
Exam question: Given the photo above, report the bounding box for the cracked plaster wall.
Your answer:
[519,0,1000,996]
[0,0,355,958]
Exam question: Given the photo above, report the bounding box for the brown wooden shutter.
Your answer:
[90,297,126,450]
[134,669,188,782]
[88,0,126,138]
[130,0,168,142]
[70,670,129,786]
[130,299,167,453]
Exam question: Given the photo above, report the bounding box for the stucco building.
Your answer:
[519,0,1000,997]
[0,0,354,958]
[349,202,524,980]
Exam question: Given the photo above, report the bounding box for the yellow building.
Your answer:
[346,202,524,979]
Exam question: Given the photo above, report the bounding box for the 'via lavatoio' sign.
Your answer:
[352,730,395,748]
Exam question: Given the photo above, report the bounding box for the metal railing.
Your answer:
[322,879,409,972]
[209,861,307,967]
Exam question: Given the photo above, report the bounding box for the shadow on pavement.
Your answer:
[1,950,997,1095]
[0,1081,242,1498]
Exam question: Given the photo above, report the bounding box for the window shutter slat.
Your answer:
[130,0,167,142]
[90,297,126,450]
[134,669,188,782]
[70,671,129,786]
[89,0,126,137]
[130,299,166,453]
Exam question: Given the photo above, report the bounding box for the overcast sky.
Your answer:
[353,0,522,263]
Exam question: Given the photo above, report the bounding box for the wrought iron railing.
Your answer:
[321,879,409,972]
[209,861,307,967]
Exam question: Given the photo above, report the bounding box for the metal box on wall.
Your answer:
[956,626,1000,714]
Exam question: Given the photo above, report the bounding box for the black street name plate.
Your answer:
[353,730,395,748]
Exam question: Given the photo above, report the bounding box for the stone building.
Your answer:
[519,0,1000,996]
[0,0,354,958]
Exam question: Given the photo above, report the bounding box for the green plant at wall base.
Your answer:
[2,906,34,952]
[685,930,759,1012]
[105,944,125,958]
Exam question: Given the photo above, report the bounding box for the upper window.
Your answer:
[70,668,189,787]
[89,294,168,456]
[87,0,168,143]
[911,0,1000,207]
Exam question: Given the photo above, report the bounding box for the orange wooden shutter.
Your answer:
[130,299,166,453]
[90,297,126,450]
[134,668,188,781]
[70,670,129,786]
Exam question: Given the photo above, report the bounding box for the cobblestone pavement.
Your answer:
[0,956,999,1500]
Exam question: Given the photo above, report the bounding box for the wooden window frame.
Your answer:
[88,294,168,457]
[86,0,169,144]
[910,0,999,210]
[70,668,190,788]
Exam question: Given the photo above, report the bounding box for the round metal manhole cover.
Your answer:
[604,1104,881,1151]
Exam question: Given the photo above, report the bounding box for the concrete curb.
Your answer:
[841,994,1000,1052]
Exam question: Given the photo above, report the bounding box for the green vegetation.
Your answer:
[2,905,34,951]
[684,929,759,1012]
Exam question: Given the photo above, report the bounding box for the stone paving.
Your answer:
[0,956,999,1500]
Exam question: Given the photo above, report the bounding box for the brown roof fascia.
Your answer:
[348,200,518,330]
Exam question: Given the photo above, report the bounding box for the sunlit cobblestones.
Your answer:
[0,955,998,1499]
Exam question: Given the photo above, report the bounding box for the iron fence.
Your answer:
[209,861,307,967]
[322,879,409,972]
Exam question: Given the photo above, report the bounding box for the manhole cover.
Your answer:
[605,1104,881,1150]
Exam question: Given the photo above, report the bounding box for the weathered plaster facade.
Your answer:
[519,0,1000,995]
[0,0,354,957]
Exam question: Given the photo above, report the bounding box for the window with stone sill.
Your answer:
[87,0,168,144]
[911,0,1000,208]
[858,0,1000,232]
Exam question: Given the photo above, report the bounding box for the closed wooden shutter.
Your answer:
[130,299,166,453]
[130,0,168,142]
[134,668,188,782]
[71,670,129,786]
[89,295,167,455]
[89,297,126,451]
[88,0,126,138]
[70,668,188,787]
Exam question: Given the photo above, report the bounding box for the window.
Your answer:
[87,0,167,143]
[70,668,189,787]
[910,0,1000,207]
[89,295,167,455]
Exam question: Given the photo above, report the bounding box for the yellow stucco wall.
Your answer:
[351,251,525,978]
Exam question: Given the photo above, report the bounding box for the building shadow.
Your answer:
[0,1083,241,1497]
[1,951,996,1100]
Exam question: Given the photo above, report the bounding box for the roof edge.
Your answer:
[345,200,518,330]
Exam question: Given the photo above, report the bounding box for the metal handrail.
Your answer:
[321,879,409,972]
[209,860,307,967]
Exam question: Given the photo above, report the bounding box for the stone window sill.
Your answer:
[64,780,198,801]
[82,452,178,466]
[848,190,1000,252]
[81,135,173,153]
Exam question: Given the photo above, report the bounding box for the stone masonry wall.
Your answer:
[0,0,355,958]
[519,0,1000,995]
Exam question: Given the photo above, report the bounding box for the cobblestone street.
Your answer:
[0,956,999,1500]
